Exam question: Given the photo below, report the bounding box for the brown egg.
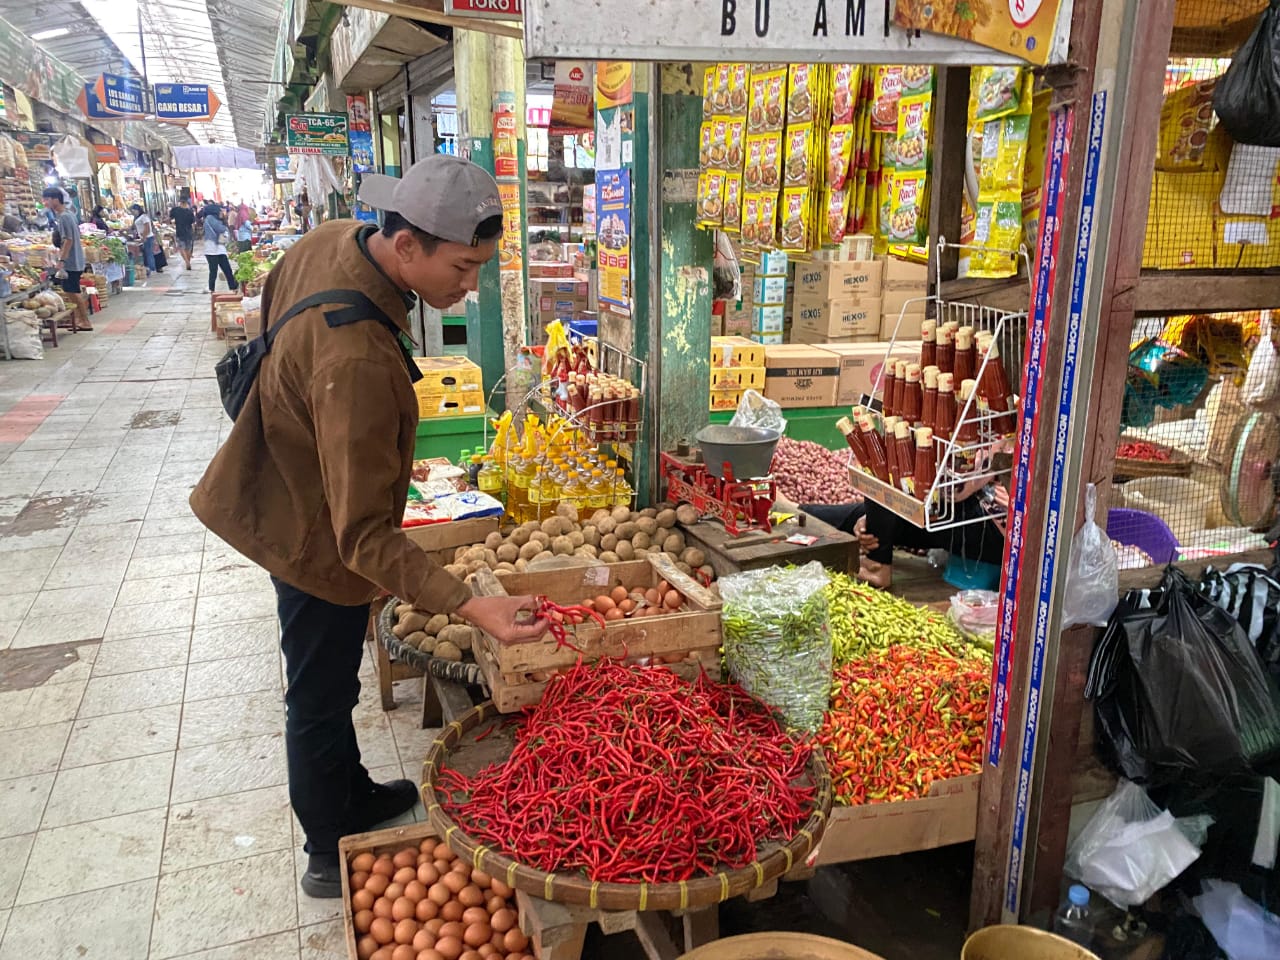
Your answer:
[468,869,491,890]
[351,870,371,889]
[488,878,513,899]
[352,888,376,912]
[394,946,418,960]
[412,928,437,951]
[438,921,466,940]
[484,894,505,914]
[366,874,391,897]
[439,900,464,922]
[610,585,629,604]
[644,587,662,606]
[417,863,440,886]
[489,908,515,934]
[477,946,498,959]
[415,897,439,923]
[435,844,456,862]
[461,907,489,927]
[594,594,616,612]
[392,897,416,922]
[604,607,624,621]
[457,885,484,908]
[372,897,395,920]
[419,837,438,857]
[385,883,405,901]
[394,849,419,869]
[418,951,445,960]
[394,866,418,885]
[619,598,636,614]
[434,937,464,960]
[462,922,491,948]
[369,948,394,960]
[352,852,377,873]
[489,930,506,950]
[428,882,451,906]
[372,857,397,878]
[356,934,378,960]
[657,579,670,595]
[433,859,451,875]
[370,916,396,945]
[425,918,445,935]
[459,952,482,960]
[441,872,467,894]
[664,589,682,609]
[503,927,529,953]
[404,881,428,903]
[394,918,420,945]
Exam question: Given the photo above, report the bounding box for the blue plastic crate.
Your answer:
[567,319,598,343]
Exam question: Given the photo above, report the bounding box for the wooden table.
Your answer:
[681,510,858,579]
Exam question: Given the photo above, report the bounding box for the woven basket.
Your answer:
[377,599,485,686]
[422,700,832,912]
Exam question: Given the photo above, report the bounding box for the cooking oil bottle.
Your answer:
[612,467,633,507]
[587,469,610,510]
[526,455,548,520]
[478,456,504,502]
[509,453,533,523]
[560,466,588,514]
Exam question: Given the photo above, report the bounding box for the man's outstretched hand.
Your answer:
[455,594,548,645]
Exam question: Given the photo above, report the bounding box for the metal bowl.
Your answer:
[694,424,781,479]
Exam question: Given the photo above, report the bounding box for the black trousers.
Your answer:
[801,499,1005,566]
[206,254,237,292]
[273,576,374,854]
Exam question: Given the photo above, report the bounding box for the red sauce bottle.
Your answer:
[882,415,903,485]
[922,365,939,431]
[902,363,923,425]
[854,408,891,483]
[954,326,976,386]
[935,323,955,376]
[934,372,956,443]
[956,378,980,443]
[881,361,898,418]
[893,419,916,495]
[913,427,937,502]
[977,332,1016,435]
[920,319,937,370]
[837,415,871,469]
[891,360,909,418]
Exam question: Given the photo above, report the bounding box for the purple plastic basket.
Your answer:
[1107,507,1180,565]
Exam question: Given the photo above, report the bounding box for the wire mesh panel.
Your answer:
[1107,309,1279,571]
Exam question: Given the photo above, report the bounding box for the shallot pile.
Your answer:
[771,437,860,505]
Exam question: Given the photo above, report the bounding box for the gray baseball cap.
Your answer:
[358,154,502,246]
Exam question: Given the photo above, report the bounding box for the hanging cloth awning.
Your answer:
[173,144,259,171]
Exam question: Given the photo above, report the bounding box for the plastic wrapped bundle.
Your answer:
[720,561,832,731]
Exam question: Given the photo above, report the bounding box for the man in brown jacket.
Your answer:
[191,156,544,898]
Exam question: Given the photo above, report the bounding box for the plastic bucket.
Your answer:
[1117,477,1209,542]
[1106,507,1180,564]
[695,424,781,479]
[943,557,1001,591]
[678,932,885,960]
[962,925,1101,960]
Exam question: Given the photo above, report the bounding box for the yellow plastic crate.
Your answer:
[709,365,765,392]
[413,356,484,393]
[709,336,765,369]
[418,391,486,419]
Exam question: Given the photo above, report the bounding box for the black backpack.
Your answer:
[215,289,422,421]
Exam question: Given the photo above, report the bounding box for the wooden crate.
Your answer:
[471,554,723,713]
[338,822,440,960]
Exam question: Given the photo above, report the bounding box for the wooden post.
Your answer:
[928,66,970,283]
[970,0,1177,926]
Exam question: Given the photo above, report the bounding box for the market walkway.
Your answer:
[0,266,438,960]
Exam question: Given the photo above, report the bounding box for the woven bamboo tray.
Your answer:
[422,700,832,912]
[1113,437,1192,480]
[376,599,485,686]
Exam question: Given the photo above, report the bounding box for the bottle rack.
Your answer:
[847,238,1031,533]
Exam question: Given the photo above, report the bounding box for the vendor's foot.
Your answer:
[858,559,892,589]
[348,779,419,833]
[300,851,342,899]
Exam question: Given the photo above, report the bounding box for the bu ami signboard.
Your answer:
[285,113,350,156]
[154,84,221,122]
[526,0,1068,65]
[445,0,523,20]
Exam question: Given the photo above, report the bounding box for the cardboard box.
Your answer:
[882,287,931,318]
[822,340,922,406]
[763,344,840,408]
[881,256,929,292]
[794,259,883,299]
[709,314,725,338]
[757,249,789,274]
[751,274,788,305]
[529,277,590,299]
[417,391,486,418]
[413,356,484,393]
[710,336,765,368]
[792,295,882,340]
[751,331,785,345]
[814,775,980,864]
[403,516,500,566]
[724,313,752,336]
[789,328,878,346]
[709,366,765,392]
[1148,170,1218,270]
[527,260,575,278]
[880,310,926,342]
[752,303,787,333]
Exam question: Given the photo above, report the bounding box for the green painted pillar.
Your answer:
[490,37,528,414]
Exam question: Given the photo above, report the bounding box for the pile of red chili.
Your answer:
[437,659,816,883]
[1117,439,1172,462]
[819,646,988,805]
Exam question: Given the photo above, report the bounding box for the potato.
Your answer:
[530,530,551,547]
[677,561,693,575]
[405,630,429,650]
[463,545,487,564]
[496,543,519,564]
[444,563,468,579]
[582,525,601,547]
[600,533,619,553]
[697,564,716,582]
[615,540,635,561]
[514,558,529,573]
[597,516,617,535]
[451,614,466,625]
[394,602,413,616]
[640,507,658,519]
[426,614,450,636]
[434,640,463,662]
[568,530,585,548]
[484,531,503,551]
[419,635,438,653]
[533,550,555,563]
[391,621,414,640]
[440,625,475,651]
[615,521,638,541]
[632,531,652,551]
[555,502,579,523]
[599,551,620,564]
[591,509,611,525]
[656,509,677,529]
[483,548,498,569]
[398,611,428,634]
[675,504,699,525]
[574,545,598,559]
[551,535,574,556]
[681,547,706,569]
[453,546,469,564]
[662,532,685,555]
[495,568,514,578]
[494,562,516,574]
[610,505,632,524]
[635,517,658,536]
[466,560,486,574]
[518,541,542,561]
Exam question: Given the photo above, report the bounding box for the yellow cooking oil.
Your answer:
[526,455,549,519]
[612,467,633,506]
[478,456,504,500]
[560,468,588,514]
[587,469,610,510]
[510,454,534,522]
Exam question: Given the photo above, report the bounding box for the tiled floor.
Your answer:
[0,265,439,959]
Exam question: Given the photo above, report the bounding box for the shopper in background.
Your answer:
[42,186,90,331]
[236,199,254,248]
[169,196,195,270]
[202,204,237,294]
[190,155,546,899]
[131,203,161,276]
[90,205,109,232]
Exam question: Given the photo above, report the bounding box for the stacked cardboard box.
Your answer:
[822,341,923,407]
[414,356,486,419]
[709,336,766,411]
[790,259,884,345]
[879,258,929,341]
[529,276,590,332]
[748,250,789,346]
[762,344,840,408]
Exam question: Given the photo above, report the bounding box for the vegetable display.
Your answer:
[720,561,833,732]
[824,571,982,663]
[390,604,477,661]
[1116,439,1172,461]
[347,838,531,960]
[819,645,988,805]
[437,658,816,883]
[770,436,860,505]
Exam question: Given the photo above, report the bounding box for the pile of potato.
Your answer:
[444,503,713,584]
[389,606,479,659]
[349,838,532,960]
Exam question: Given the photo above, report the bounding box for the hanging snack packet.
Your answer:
[970,201,1023,278]
[760,132,783,192]
[723,174,744,233]
[825,185,851,245]
[708,118,730,168]
[727,63,750,117]
[871,66,904,132]
[696,171,726,228]
[974,66,1023,122]
[785,123,814,187]
[698,121,714,171]
[900,64,933,98]
[726,116,746,170]
[740,194,761,248]
[747,71,769,133]
[743,134,767,191]
[896,90,932,174]
[779,187,810,251]
[827,125,855,190]
[702,66,718,117]
[756,192,779,248]
[788,63,818,124]
[832,63,860,125]
[888,172,927,245]
[709,63,732,115]
[1021,88,1054,252]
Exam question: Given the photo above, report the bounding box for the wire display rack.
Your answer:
[847,239,1031,532]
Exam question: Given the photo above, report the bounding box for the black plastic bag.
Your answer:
[1213,0,1280,147]
[1086,567,1280,784]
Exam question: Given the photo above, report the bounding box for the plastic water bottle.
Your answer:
[1053,884,1095,948]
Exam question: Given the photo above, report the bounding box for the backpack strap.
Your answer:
[262,288,422,383]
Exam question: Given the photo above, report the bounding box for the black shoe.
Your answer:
[347,779,420,834]
[300,851,342,899]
